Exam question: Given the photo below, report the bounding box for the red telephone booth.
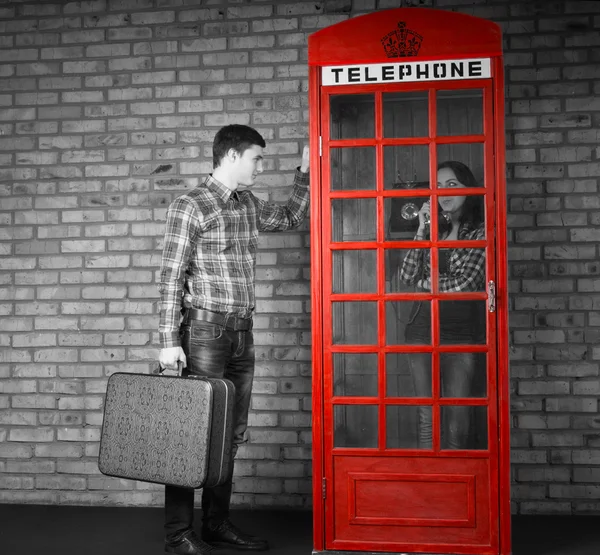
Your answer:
[308,8,510,555]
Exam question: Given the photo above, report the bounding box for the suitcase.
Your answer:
[98,372,235,489]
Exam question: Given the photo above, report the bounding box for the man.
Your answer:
[158,124,310,555]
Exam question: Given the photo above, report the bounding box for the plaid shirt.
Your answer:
[158,169,309,348]
[398,222,486,292]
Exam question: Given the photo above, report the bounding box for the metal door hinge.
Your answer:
[488,280,496,313]
[322,478,327,499]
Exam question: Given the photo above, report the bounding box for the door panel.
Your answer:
[332,456,494,550]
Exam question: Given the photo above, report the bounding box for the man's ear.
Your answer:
[226,148,238,162]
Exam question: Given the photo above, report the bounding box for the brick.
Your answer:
[545,245,596,260]
[535,313,585,329]
[573,468,600,483]
[520,501,571,515]
[203,52,248,66]
[546,398,597,413]
[252,380,278,395]
[569,129,600,143]
[256,461,304,478]
[521,280,574,293]
[568,163,600,178]
[540,82,590,96]
[40,410,85,425]
[247,413,278,428]
[179,8,222,22]
[252,396,299,411]
[56,461,99,474]
[536,345,588,361]
[280,413,311,428]
[5,461,55,474]
[12,395,57,409]
[541,113,592,128]
[541,146,592,163]
[35,476,87,490]
[0,411,37,426]
[515,228,569,243]
[514,132,563,146]
[9,428,54,442]
[549,363,599,378]
[518,381,570,395]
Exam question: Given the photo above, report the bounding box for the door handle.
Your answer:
[487,280,496,313]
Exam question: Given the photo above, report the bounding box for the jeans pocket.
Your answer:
[191,320,224,341]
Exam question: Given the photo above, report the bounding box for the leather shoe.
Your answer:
[165,530,215,555]
[203,519,269,551]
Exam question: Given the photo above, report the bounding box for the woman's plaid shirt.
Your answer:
[158,170,309,349]
[398,222,486,292]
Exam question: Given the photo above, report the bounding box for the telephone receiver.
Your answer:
[400,202,452,237]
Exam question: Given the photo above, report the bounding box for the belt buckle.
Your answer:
[221,313,238,331]
[232,314,248,331]
[222,312,250,331]
[233,316,246,331]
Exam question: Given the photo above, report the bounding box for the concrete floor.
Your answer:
[0,504,598,555]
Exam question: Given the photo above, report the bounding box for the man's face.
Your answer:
[234,144,264,187]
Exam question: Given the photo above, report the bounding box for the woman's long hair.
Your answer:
[437,160,484,228]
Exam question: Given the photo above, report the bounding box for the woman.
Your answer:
[398,161,486,449]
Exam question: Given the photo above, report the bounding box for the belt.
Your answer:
[185,308,252,331]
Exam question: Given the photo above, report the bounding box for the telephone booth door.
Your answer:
[308,9,510,555]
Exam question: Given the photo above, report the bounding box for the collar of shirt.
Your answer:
[458,221,482,239]
[204,174,239,203]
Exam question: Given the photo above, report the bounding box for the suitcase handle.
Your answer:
[156,362,208,380]
[156,360,183,377]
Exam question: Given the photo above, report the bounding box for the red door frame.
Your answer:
[308,8,510,555]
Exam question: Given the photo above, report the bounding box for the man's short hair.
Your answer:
[213,125,266,168]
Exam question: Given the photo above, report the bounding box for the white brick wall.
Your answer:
[0,0,600,514]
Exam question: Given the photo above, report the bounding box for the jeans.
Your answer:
[408,351,477,449]
[164,317,255,541]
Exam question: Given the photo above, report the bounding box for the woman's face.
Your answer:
[437,167,467,216]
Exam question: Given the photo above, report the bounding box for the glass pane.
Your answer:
[333,250,377,294]
[386,196,426,238]
[386,301,430,345]
[384,145,429,191]
[439,300,486,345]
[437,144,484,189]
[386,406,430,449]
[440,352,487,398]
[383,91,428,138]
[437,89,483,136]
[330,147,375,191]
[437,201,486,242]
[441,406,487,450]
[396,248,429,293]
[386,248,421,293]
[386,353,430,398]
[334,353,378,397]
[331,199,376,242]
[332,301,377,345]
[334,405,377,448]
[330,94,375,139]
[386,198,454,241]
[437,248,486,292]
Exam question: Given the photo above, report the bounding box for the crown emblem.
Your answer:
[381,21,423,58]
